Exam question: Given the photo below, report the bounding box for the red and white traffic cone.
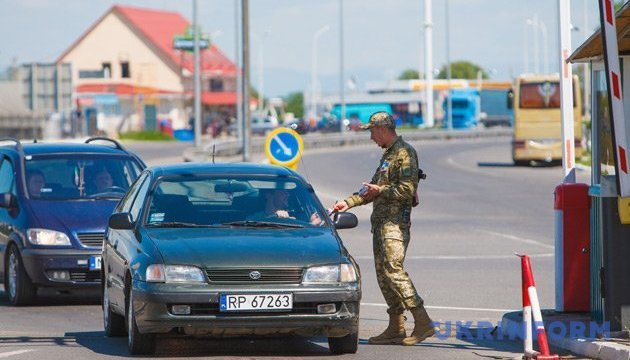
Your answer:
[517,254,559,360]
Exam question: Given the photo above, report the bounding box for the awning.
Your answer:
[76,83,175,95]
[200,92,257,107]
[569,2,630,63]
[201,92,237,106]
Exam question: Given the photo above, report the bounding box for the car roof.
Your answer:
[19,143,133,156]
[150,162,302,179]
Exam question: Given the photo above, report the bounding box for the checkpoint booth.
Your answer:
[569,3,630,331]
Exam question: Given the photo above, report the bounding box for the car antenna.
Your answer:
[212,144,216,164]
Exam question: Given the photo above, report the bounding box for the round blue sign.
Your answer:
[268,131,300,162]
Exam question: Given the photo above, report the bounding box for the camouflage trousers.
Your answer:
[372,221,423,315]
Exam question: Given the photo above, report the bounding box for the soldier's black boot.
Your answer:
[402,305,435,346]
[368,313,406,345]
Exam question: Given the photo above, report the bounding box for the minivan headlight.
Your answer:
[27,229,71,246]
[303,264,357,284]
[145,264,206,283]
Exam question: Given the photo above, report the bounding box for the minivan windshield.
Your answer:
[145,176,328,228]
[25,155,142,200]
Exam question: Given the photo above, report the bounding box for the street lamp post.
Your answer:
[251,31,270,114]
[193,0,202,147]
[424,0,434,128]
[539,20,549,74]
[311,25,330,121]
[526,15,540,74]
[339,0,345,131]
[445,0,452,130]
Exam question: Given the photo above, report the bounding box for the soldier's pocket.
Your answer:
[383,239,405,272]
[381,221,404,241]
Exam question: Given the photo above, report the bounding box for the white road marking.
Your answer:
[0,350,35,359]
[361,302,514,313]
[477,229,554,250]
[354,253,553,260]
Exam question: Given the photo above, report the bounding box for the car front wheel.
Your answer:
[328,330,359,354]
[127,288,155,355]
[5,245,36,306]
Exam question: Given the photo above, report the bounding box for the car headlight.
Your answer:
[145,264,206,283]
[303,264,358,284]
[27,229,71,246]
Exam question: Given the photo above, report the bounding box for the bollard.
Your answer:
[554,183,590,312]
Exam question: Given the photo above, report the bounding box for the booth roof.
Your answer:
[569,2,630,63]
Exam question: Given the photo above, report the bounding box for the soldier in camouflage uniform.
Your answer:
[333,112,434,346]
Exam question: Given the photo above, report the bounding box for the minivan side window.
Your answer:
[0,158,15,195]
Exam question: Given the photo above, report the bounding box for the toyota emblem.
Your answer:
[249,271,262,280]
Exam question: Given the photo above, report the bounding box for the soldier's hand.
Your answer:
[333,201,349,212]
[361,182,380,201]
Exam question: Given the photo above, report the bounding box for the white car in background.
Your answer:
[251,116,278,135]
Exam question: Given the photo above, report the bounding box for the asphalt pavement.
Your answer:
[0,137,590,359]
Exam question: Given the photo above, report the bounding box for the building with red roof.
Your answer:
[57,5,241,136]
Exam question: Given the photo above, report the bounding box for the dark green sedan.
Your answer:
[101,163,361,355]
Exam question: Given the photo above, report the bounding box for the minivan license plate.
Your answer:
[220,294,293,311]
[89,256,101,271]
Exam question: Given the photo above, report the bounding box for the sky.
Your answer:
[0,0,602,97]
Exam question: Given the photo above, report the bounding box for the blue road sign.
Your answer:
[264,128,303,167]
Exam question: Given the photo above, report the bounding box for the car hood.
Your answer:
[28,199,118,233]
[144,227,343,268]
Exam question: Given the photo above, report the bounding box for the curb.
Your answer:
[182,128,513,162]
[501,311,630,360]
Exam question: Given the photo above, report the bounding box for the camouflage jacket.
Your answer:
[344,136,419,226]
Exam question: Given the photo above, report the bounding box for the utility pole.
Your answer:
[241,0,251,161]
[193,0,202,147]
[424,0,434,127]
[235,0,242,145]
[445,0,452,130]
[339,0,346,131]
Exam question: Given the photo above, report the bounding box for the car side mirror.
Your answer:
[507,89,514,109]
[0,193,17,209]
[109,212,135,230]
[333,212,358,229]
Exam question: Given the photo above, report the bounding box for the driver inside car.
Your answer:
[252,189,324,226]
[92,167,113,193]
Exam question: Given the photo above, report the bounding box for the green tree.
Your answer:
[285,92,304,118]
[615,0,625,12]
[437,61,488,80]
[398,69,421,80]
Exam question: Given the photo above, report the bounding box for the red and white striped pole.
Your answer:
[518,254,559,360]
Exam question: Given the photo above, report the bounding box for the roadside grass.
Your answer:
[119,131,174,141]
[577,149,591,168]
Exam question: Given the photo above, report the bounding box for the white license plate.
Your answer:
[219,294,293,312]
[88,256,101,271]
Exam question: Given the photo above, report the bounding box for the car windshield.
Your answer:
[145,176,328,228]
[25,155,142,200]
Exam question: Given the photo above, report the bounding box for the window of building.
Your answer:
[102,62,111,78]
[121,62,130,78]
[209,78,223,91]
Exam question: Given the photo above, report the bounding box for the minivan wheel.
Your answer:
[127,288,155,355]
[5,245,36,306]
[103,277,125,337]
[328,330,359,354]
